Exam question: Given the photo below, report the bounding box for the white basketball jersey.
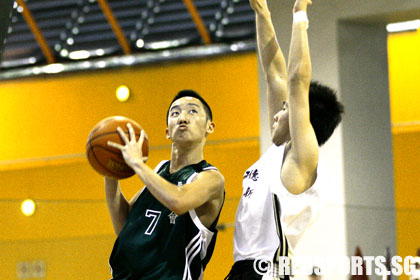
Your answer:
[233,143,321,262]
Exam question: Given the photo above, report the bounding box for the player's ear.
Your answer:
[166,128,171,139]
[206,121,215,135]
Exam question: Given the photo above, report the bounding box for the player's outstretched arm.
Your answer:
[104,177,129,235]
[282,0,318,194]
[250,0,287,128]
[108,124,225,216]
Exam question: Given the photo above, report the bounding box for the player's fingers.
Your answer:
[107,141,124,150]
[116,126,129,144]
[127,123,136,142]
[139,131,147,162]
[137,130,145,149]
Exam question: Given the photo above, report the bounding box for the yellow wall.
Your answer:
[388,28,420,280]
[0,53,260,279]
[388,29,420,134]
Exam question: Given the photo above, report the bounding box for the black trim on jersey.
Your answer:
[225,194,290,280]
[224,260,263,280]
[272,194,290,280]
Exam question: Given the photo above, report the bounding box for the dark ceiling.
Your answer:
[1,0,256,70]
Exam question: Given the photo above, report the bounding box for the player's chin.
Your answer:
[271,135,284,147]
[273,140,283,147]
[271,134,278,145]
[172,135,194,144]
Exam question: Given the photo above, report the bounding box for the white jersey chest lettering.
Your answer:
[233,144,322,262]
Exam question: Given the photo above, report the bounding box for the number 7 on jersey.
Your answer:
[144,209,161,235]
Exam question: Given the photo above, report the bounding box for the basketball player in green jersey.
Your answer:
[106,90,225,280]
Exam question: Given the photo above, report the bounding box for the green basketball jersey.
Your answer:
[109,160,223,280]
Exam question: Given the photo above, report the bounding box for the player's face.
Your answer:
[166,97,214,144]
[271,101,290,146]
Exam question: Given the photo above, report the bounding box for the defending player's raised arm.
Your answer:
[283,0,318,194]
[250,0,287,128]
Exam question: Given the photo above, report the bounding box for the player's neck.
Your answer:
[169,142,204,173]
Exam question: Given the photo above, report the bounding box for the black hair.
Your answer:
[309,81,344,146]
[166,90,213,124]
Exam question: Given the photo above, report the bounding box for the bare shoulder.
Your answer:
[193,169,225,193]
[194,170,225,228]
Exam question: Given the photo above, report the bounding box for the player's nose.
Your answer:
[178,111,189,124]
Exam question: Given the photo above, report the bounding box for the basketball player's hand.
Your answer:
[293,0,312,13]
[107,123,147,168]
[249,0,268,13]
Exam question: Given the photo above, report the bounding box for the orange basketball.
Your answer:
[86,116,149,179]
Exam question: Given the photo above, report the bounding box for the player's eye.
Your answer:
[170,111,179,117]
[189,109,198,114]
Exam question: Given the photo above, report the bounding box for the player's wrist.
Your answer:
[293,11,309,28]
[131,158,145,169]
[104,176,119,183]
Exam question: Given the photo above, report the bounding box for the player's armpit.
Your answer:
[281,156,317,195]
[128,186,146,211]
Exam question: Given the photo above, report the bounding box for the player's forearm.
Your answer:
[287,12,311,85]
[131,160,184,214]
[104,177,129,235]
[255,7,287,84]
[254,3,288,126]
